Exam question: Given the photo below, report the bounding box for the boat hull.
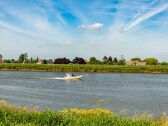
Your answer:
[55,76,83,80]
[65,76,83,80]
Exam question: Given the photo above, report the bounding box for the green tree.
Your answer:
[24,53,28,62]
[161,62,168,65]
[18,53,28,63]
[144,58,158,65]
[11,59,15,63]
[131,57,141,62]
[108,56,113,65]
[0,54,3,59]
[117,55,126,65]
[89,57,101,64]
[102,56,108,64]
[36,57,39,63]
[30,57,33,63]
[89,57,96,64]
[102,56,108,61]
[121,55,126,62]
[3,59,11,63]
[113,57,118,64]
[118,59,126,65]
[43,59,48,64]
[18,54,24,63]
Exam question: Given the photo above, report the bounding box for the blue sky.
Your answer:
[0,0,168,61]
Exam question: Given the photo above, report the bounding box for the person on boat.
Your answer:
[71,74,76,77]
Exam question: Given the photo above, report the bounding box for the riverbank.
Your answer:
[1,63,168,73]
[0,101,166,126]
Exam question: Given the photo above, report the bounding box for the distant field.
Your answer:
[1,63,168,73]
[0,101,165,126]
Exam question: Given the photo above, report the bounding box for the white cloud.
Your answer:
[121,3,168,32]
[78,23,103,30]
[0,20,31,35]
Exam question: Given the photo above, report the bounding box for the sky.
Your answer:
[0,0,168,61]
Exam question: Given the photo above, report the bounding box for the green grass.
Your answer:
[0,101,165,126]
[1,63,168,73]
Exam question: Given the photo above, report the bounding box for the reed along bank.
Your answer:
[1,64,168,73]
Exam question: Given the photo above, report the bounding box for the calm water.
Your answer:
[0,71,168,115]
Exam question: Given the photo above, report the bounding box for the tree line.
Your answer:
[0,53,86,64]
[0,53,167,65]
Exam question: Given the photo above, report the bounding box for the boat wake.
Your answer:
[0,73,83,80]
[0,77,61,80]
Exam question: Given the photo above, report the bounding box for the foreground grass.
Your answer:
[0,100,167,126]
[1,63,168,73]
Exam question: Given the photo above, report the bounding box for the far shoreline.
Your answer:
[0,69,167,74]
[1,63,168,74]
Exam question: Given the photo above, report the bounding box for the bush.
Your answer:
[0,103,161,126]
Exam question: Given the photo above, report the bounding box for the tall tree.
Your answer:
[102,56,108,61]
[18,53,28,63]
[24,53,28,62]
[0,54,3,59]
[118,59,126,65]
[102,56,108,64]
[18,54,25,63]
[117,55,126,65]
[36,57,39,62]
[54,58,70,64]
[121,55,125,62]
[108,56,113,64]
[72,57,85,64]
[102,56,113,65]
[30,58,33,63]
[113,57,118,64]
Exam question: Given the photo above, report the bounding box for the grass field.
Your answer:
[1,63,168,73]
[0,100,167,126]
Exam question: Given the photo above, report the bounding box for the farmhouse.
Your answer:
[126,61,146,66]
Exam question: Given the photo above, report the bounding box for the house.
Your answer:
[36,60,44,64]
[36,59,48,64]
[84,59,88,64]
[126,61,146,66]
[48,59,54,64]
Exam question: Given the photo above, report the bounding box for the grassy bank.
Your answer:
[1,63,168,73]
[0,100,167,126]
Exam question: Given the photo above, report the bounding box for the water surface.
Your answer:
[0,71,168,115]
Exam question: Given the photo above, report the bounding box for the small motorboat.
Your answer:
[56,73,83,80]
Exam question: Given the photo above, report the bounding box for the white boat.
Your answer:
[55,73,83,80]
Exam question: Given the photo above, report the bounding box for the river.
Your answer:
[0,71,168,115]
